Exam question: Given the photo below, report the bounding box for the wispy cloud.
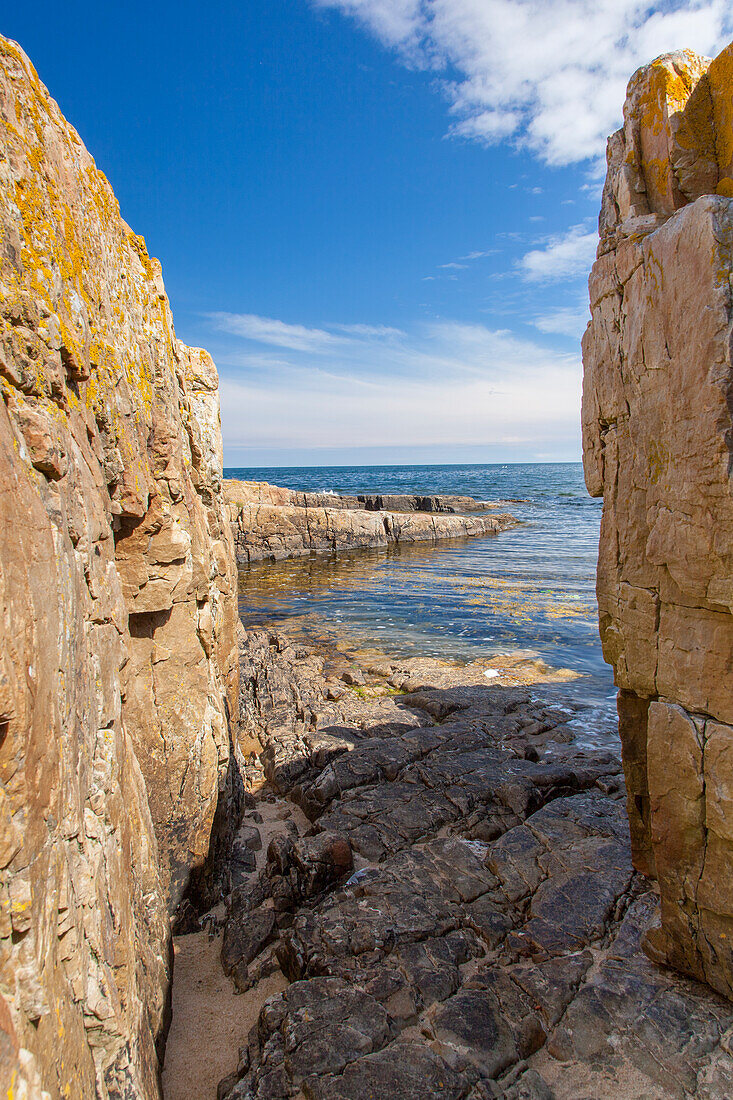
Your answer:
[532,305,591,339]
[518,225,598,282]
[310,0,733,166]
[221,369,581,452]
[209,312,341,352]
[332,322,405,337]
[208,313,407,352]
[210,311,582,455]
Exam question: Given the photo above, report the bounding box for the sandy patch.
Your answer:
[162,930,286,1100]
[531,1047,672,1100]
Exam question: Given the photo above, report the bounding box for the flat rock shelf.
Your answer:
[225,480,517,563]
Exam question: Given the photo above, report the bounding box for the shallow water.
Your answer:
[227,462,618,741]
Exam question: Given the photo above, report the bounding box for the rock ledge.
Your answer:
[225,480,517,563]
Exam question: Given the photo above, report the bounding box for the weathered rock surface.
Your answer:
[0,37,238,1097]
[227,480,505,513]
[583,42,733,998]
[225,481,516,563]
[205,634,733,1100]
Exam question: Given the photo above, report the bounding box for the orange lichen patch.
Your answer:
[673,78,715,154]
[126,229,156,280]
[643,156,672,206]
[635,53,698,135]
[0,31,179,515]
[707,41,733,186]
[631,51,714,214]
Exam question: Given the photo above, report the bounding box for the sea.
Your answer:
[226,462,619,747]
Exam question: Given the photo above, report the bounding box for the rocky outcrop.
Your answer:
[225,480,516,563]
[179,632,733,1100]
[582,43,733,998]
[229,479,505,513]
[0,36,238,1098]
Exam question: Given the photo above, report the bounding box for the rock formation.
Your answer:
[0,36,238,1097]
[582,43,733,998]
[170,630,733,1100]
[226,480,516,563]
[229,479,505,513]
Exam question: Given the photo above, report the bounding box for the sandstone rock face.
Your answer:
[583,43,733,998]
[0,36,238,1097]
[225,481,515,563]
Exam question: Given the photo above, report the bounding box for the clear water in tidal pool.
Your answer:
[227,462,618,746]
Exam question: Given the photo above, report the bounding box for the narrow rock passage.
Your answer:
[161,932,286,1100]
[164,630,733,1099]
[163,790,310,1099]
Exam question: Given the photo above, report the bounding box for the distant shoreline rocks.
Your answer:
[225,479,518,564]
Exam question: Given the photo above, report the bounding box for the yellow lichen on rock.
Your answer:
[0,34,240,1098]
[707,42,733,189]
[631,50,710,213]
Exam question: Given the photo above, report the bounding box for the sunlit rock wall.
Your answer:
[583,43,733,998]
[0,36,238,1096]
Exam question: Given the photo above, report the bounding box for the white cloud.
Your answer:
[519,225,598,282]
[221,368,580,451]
[532,305,591,339]
[310,0,733,166]
[332,322,405,337]
[208,313,407,352]
[209,312,341,352]
[212,312,582,453]
[439,262,468,269]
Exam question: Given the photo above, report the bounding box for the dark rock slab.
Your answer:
[548,894,733,1097]
[425,988,518,1078]
[221,906,276,989]
[302,1042,474,1100]
[221,630,733,1100]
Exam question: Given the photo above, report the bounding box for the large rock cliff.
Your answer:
[583,43,733,998]
[0,36,238,1098]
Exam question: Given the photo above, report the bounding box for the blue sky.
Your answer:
[5,1,733,466]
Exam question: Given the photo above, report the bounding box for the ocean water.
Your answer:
[227,462,618,740]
